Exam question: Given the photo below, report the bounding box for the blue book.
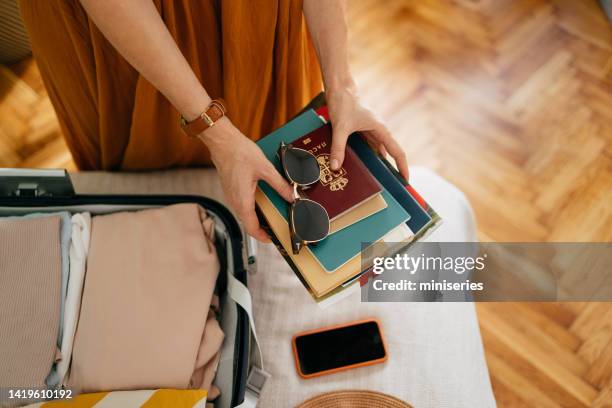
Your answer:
[348,134,432,233]
[256,110,411,272]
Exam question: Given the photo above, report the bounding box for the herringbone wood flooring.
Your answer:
[0,60,73,169]
[345,1,612,406]
[1,0,611,406]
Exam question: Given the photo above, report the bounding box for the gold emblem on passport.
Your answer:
[317,154,348,191]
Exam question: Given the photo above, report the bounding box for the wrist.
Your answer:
[181,94,212,122]
[326,83,360,107]
[323,71,357,96]
[181,98,227,138]
[196,116,236,157]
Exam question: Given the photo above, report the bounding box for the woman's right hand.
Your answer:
[198,117,294,242]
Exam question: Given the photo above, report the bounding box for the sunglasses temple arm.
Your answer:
[288,200,302,255]
[292,240,302,255]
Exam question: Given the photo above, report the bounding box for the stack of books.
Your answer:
[255,103,440,306]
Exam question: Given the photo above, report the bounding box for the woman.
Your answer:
[20,0,408,242]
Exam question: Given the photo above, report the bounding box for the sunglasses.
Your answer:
[279,141,330,254]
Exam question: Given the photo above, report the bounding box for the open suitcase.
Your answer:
[0,168,267,408]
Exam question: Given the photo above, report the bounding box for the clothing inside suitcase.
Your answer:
[0,193,251,408]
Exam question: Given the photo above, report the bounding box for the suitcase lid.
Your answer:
[0,168,75,197]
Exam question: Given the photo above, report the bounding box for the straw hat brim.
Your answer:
[296,390,413,408]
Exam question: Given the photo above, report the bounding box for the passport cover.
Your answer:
[314,102,439,235]
[255,109,411,272]
[291,124,381,221]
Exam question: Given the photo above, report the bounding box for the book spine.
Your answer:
[255,207,316,296]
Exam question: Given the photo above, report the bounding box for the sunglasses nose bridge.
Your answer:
[292,183,300,201]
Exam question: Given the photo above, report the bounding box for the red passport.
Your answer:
[291,123,382,221]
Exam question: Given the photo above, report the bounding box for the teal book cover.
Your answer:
[256,109,411,272]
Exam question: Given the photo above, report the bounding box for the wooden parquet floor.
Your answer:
[345,1,612,406]
[1,0,611,406]
[0,59,74,170]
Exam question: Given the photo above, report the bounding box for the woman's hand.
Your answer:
[327,87,409,180]
[302,0,408,180]
[199,117,294,242]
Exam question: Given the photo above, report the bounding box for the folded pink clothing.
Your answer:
[69,204,224,393]
[0,216,62,392]
[190,298,224,400]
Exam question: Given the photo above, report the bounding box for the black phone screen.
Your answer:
[294,320,386,375]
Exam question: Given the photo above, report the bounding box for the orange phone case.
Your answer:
[291,318,388,379]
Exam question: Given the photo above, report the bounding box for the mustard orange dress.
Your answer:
[19,0,322,170]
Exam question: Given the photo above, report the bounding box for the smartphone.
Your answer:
[292,318,387,378]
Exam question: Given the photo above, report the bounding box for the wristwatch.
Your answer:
[180,99,227,138]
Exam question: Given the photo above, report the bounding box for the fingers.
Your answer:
[236,157,292,242]
[239,198,271,242]
[261,163,294,203]
[330,122,350,171]
[372,125,410,181]
[378,143,388,158]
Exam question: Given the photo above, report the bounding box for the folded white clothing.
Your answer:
[46,213,92,388]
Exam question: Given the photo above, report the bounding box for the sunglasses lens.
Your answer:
[292,199,329,242]
[283,147,320,185]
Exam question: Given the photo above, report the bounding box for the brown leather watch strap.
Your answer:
[180,99,227,138]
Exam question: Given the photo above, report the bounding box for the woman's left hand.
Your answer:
[326,88,409,180]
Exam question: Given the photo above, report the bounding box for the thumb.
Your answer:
[330,123,350,171]
[261,165,294,203]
